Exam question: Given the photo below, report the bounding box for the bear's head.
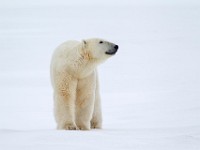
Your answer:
[81,38,118,62]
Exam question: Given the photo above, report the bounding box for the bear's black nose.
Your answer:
[114,45,119,50]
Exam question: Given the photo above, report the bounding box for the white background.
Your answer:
[0,0,200,149]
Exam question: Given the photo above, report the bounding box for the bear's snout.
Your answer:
[105,44,118,55]
[114,45,118,50]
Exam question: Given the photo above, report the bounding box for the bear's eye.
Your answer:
[99,41,103,44]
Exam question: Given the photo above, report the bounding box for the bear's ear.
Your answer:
[81,40,87,49]
[82,40,87,45]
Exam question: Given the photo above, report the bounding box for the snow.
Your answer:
[0,1,200,150]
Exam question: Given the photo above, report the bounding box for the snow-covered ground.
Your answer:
[0,0,200,150]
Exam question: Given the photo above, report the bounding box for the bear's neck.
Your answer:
[69,49,99,79]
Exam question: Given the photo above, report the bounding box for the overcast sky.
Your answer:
[1,0,200,7]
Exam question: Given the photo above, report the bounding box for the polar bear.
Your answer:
[50,38,118,130]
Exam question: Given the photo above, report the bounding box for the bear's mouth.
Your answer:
[105,49,117,55]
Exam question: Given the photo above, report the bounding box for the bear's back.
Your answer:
[50,40,80,86]
[53,40,80,58]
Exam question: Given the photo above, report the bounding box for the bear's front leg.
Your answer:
[54,76,78,130]
[91,92,102,129]
[91,73,102,129]
[76,73,96,130]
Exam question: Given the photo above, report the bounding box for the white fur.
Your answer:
[50,38,116,130]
